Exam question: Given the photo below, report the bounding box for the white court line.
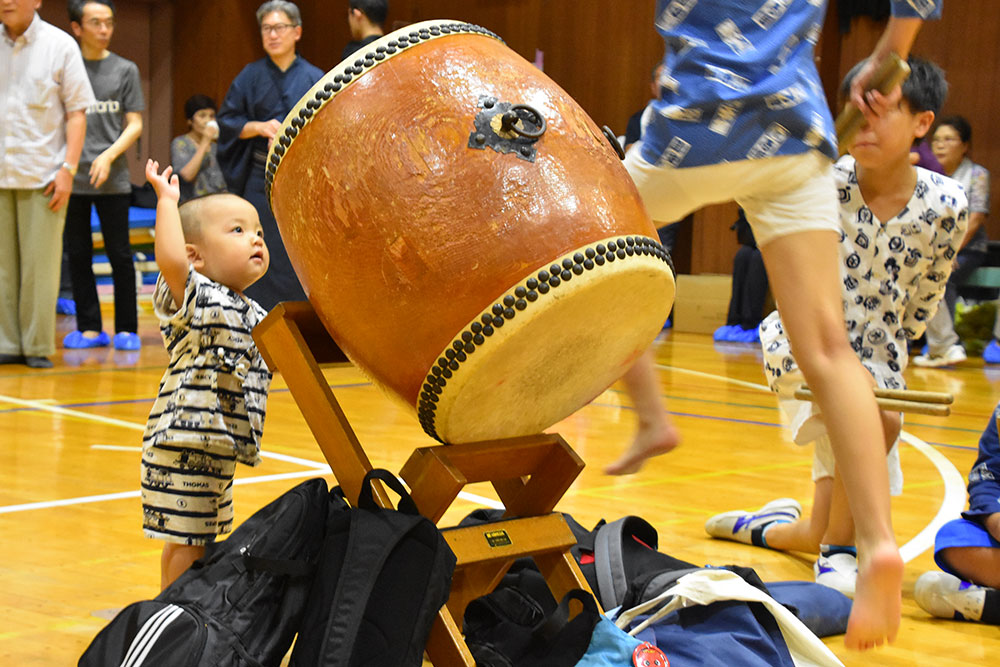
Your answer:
[656,363,966,562]
[89,444,331,471]
[0,469,329,514]
[657,365,770,392]
[0,393,503,514]
[9,370,961,544]
[0,392,145,431]
[897,432,968,563]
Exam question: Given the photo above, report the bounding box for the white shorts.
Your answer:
[623,149,839,248]
[775,391,904,496]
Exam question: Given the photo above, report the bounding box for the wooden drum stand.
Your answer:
[253,302,597,666]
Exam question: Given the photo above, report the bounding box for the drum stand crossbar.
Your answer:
[254,302,596,666]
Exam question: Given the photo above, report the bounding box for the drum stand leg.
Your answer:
[254,302,597,667]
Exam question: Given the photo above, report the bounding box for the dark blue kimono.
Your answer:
[217,55,324,310]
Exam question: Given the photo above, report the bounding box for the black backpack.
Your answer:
[460,509,696,609]
[290,468,457,666]
[464,587,604,667]
[79,477,335,667]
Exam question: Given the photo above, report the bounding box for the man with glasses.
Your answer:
[217,1,322,310]
[62,0,145,353]
[1,0,95,368]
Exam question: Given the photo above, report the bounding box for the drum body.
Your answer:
[267,21,675,443]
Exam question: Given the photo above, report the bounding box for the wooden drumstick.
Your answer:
[793,386,953,417]
[867,387,953,405]
[835,52,911,155]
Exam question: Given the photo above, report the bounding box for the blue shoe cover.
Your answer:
[63,330,110,349]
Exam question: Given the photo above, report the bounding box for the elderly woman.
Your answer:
[914,115,992,367]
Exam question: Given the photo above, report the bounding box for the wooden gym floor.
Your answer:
[2,301,998,666]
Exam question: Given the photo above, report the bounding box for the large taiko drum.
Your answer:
[266,20,675,444]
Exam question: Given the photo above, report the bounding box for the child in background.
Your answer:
[142,160,272,589]
[915,401,1000,625]
[705,57,967,599]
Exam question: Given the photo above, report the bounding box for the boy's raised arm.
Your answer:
[145,160,189,307]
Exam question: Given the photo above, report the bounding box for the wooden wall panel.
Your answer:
[168,1,1000,274]
[172,0,662,144]
[832,7,1000,240]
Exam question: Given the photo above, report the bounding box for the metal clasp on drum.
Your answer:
[468,96,547,162]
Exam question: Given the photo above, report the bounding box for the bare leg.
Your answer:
[760,230,902,650]
[161,542,205,591]
[765,477,832,553]
[822,409,899,547]
[938,513,1000,588]
[938,546,1000,589]
[822,474,855,546]
[606,348,681,475]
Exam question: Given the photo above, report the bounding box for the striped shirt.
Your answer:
[143,268,271,466]
[639,0,942,169]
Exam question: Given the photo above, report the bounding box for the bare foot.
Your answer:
[844,542,903,650]
[605,417,680,475]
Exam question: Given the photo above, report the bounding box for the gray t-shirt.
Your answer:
[74,52,144,195]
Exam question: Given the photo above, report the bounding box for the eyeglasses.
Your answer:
[261,23,295,36]
[84,18,115,29]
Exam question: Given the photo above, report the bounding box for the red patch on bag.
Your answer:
[633,641,668,667]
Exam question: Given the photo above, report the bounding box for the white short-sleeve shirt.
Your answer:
[0,14,95,189]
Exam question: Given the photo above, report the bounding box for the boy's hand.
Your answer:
[849,56,904,124]
[145,159,180,202]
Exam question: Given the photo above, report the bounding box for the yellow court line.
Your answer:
[0,619,104,643]
[579,459,812,497]
[0,392,144,431]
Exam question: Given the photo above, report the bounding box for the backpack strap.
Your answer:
[319,470,429,664]
[593,516,659,609]
[533,589,600,644]
[356,468,421,515]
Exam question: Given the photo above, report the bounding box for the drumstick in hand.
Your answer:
[835,52,911,156]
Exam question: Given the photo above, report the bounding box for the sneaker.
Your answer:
[56,298,76,315]
[915,571,988,621]
[63,330,110,349]
[113,331,141,351]
[984,340,1000,364]
[912,344,967,368]
[705,498,801,544]
[814,552,858,598]
[24,355,53,369]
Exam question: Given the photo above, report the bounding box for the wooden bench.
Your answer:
[89,206,158,281]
